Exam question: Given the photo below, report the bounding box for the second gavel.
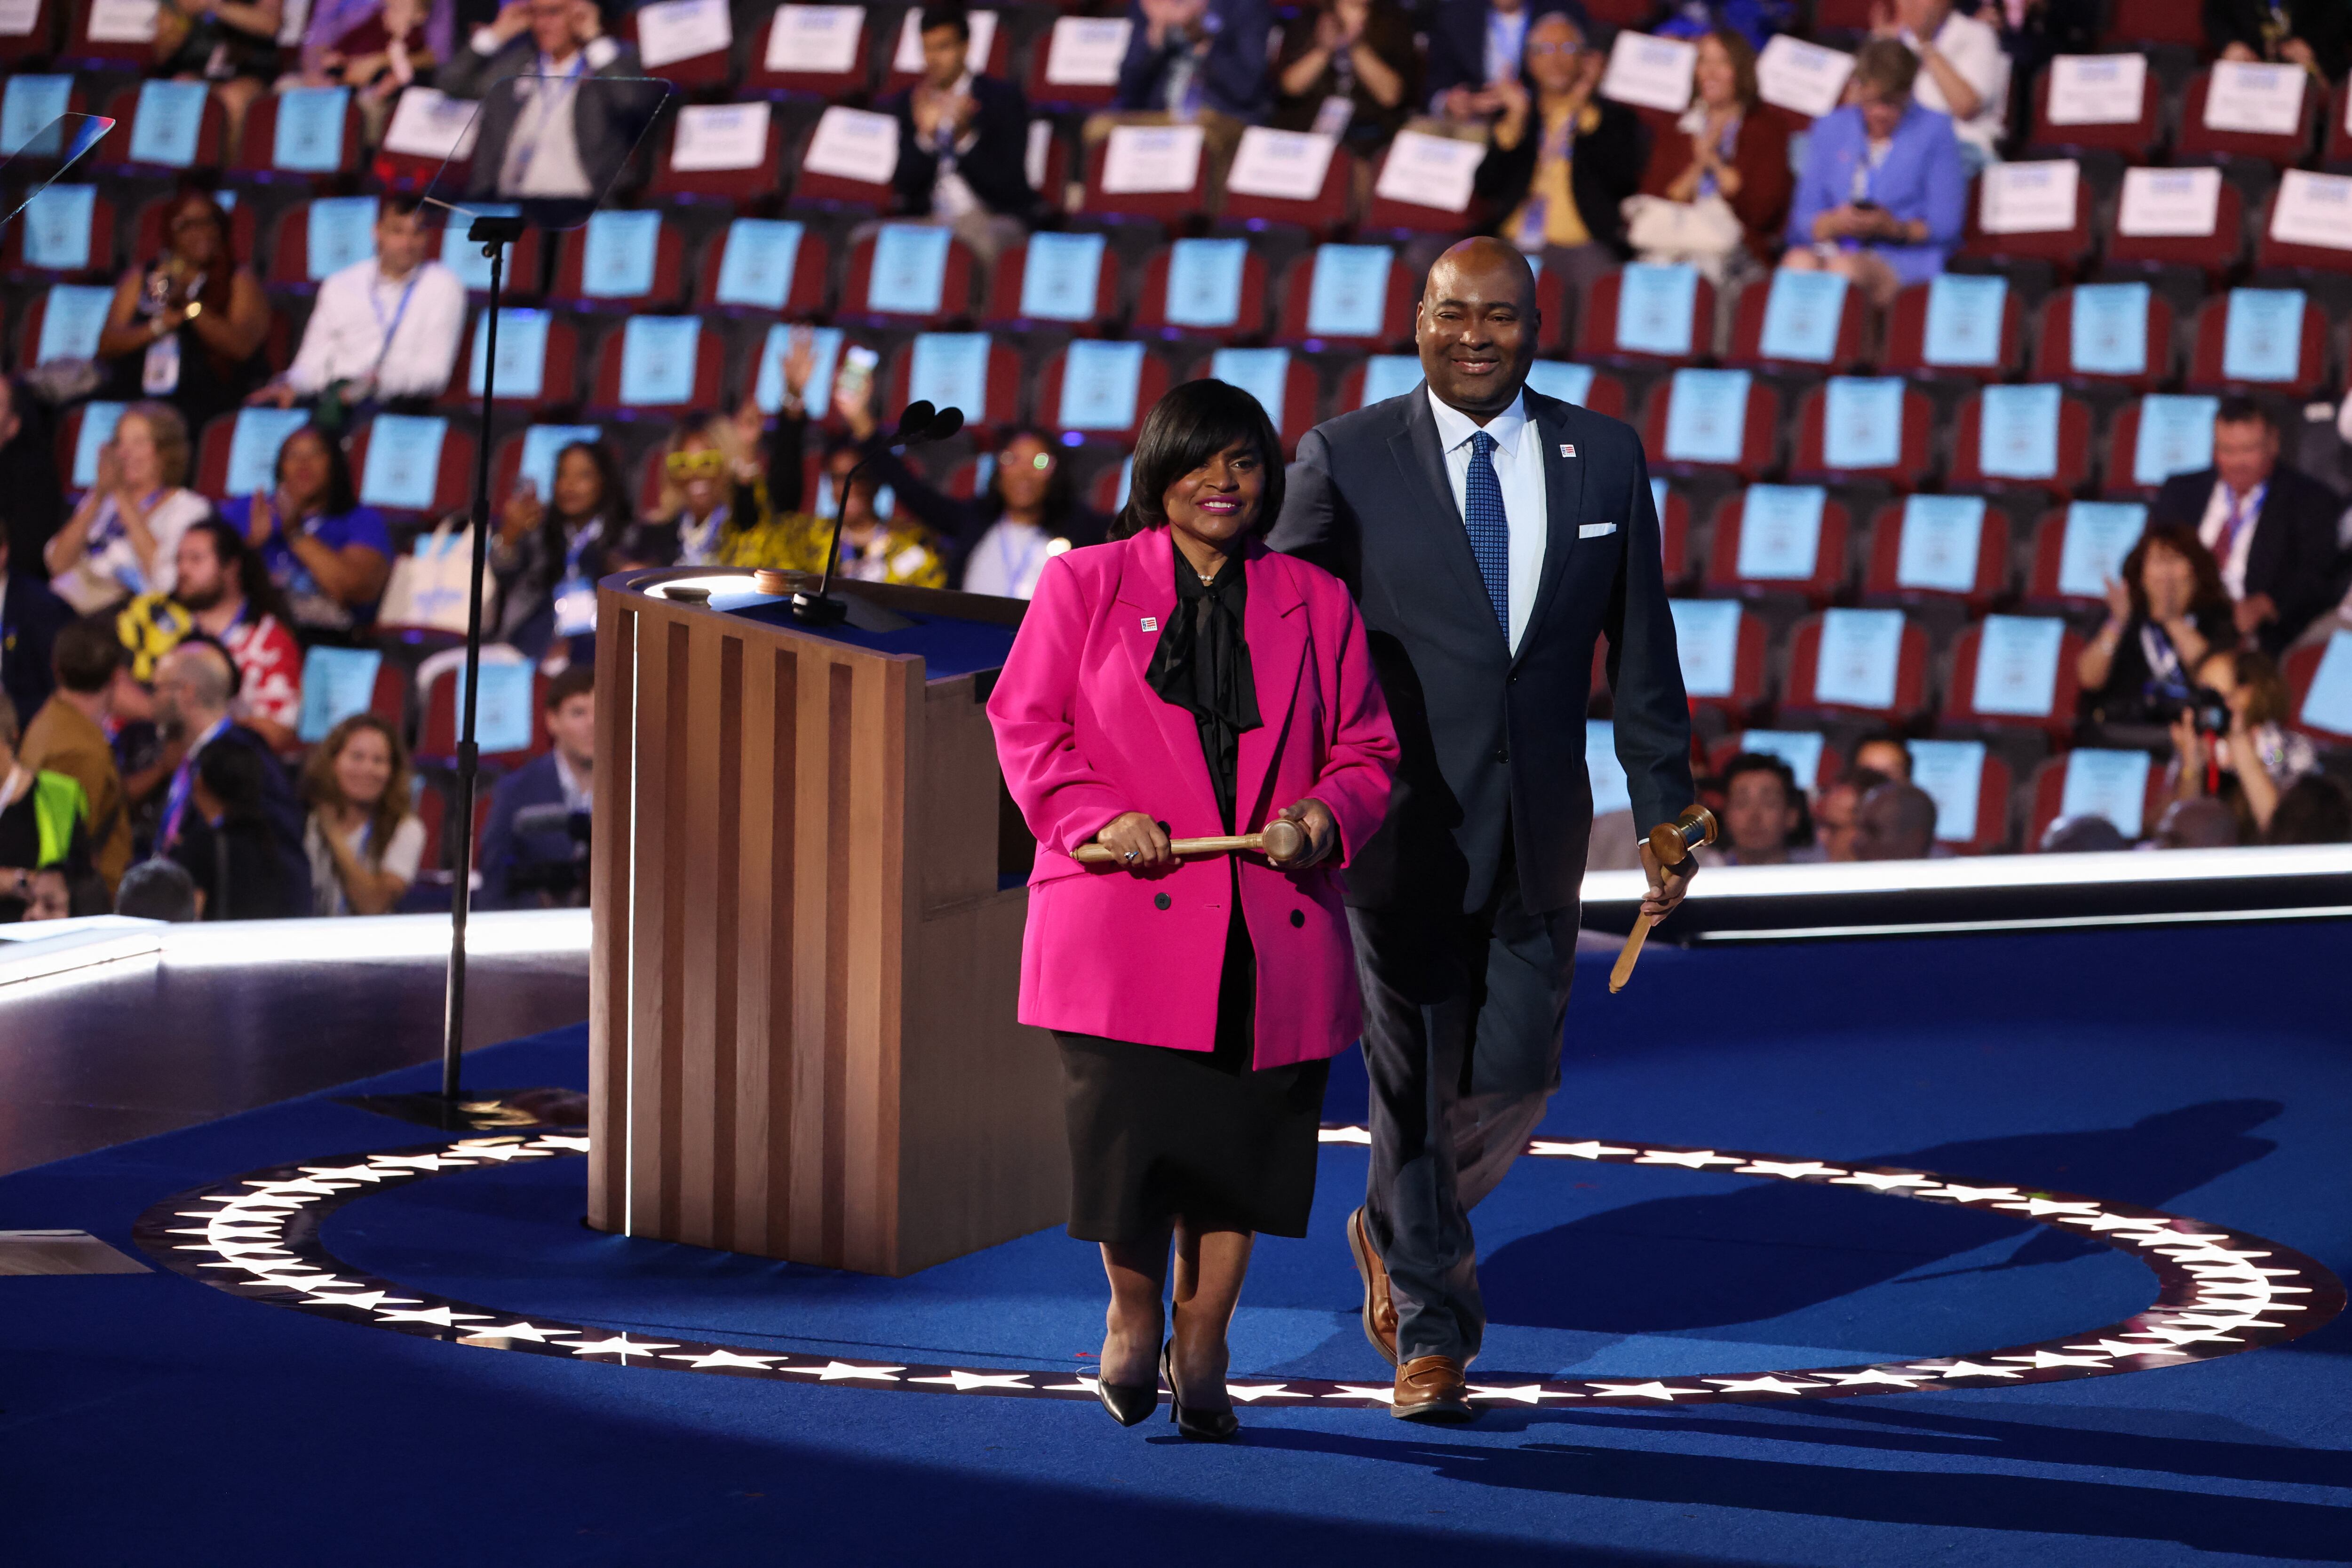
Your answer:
[1608,804,1717,994]
[1072,818,1307,867]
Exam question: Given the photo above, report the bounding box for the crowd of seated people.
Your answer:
[0,0,2348,928]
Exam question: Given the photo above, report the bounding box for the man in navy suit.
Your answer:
[1271,237,1696,1422]
[478,663,595,909]
[882,4,1038,265]
[0,532,72,732]
[1424,0,1583,121]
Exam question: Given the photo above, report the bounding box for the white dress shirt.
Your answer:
[286,257,468,398]
[1908,10,2009,163]
[2197,478,2265,601]
[1427,388,1549,653]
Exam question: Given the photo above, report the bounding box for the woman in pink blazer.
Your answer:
[988,380,1398,1441]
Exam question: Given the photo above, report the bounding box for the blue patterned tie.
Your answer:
[1463,430,1510,631]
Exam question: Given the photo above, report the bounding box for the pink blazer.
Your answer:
[987,527,1398,1066]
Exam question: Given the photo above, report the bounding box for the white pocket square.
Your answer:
[1579,521,1618,539]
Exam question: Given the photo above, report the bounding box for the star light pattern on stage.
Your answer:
[132,1117,2343,1412]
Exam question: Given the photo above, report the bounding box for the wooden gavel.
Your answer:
[1073,818,1307,866]
[1608,804,1717,994]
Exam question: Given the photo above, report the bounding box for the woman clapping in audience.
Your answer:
[2077,524,2238,729]
[299,714,426,916]
[489,440,631,658]
[44,402,214,613]
[220,425,394,640]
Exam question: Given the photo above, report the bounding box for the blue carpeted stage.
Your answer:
[9,922,2350,1566]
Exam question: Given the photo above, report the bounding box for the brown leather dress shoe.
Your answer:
[1392,1354,1475,1422]
[1346,1206,1399,1368]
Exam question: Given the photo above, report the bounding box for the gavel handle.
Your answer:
[1072,832,1265,865]
[1608,914,1653,995]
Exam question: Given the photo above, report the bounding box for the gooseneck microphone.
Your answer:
[791,401,963,626]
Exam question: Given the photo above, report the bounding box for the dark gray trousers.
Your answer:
[1350,850,1579,1365]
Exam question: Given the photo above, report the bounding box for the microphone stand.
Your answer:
[791,402,956,627]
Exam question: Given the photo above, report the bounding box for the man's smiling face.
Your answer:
[1416,238,1540,420]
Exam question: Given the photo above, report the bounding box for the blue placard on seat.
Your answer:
[1614,263,1699,356]
[2131,394,2217,488]
[1822,376,1904,470]
[295,646,383,744]
[2058,748,2151,838]
[72,403,127,489]
[1733,729,1826,788]
[1585,720,1633,817]
[37,283,111,365]
[2299,629,2352,737]
[225,407,312,497]
[1017,231,1105,322]
[2068,282,2149,377]
[1812,607,1904,709]
[1057,339,1144,431]
[1525,361,1596,406]
[866,224,952,316]
[273,86,350,172]
[442,205,519,290]
[581,210,661,300]
[469,308,551,400]
[1359,354,1422,406]
[1662,369,1751,465]
[1977,383,2062,479]
[619,317,701,406]
[22,184,94,271]
[518,424,602,496]
[908,333,990,425]
[359,414,449,509]
[307,196,379,280]
[714,219,804,310]
[474,661,536,755]
[0,76,72,159]
[1669,597,1742,696]
[1971,613,2064,716]
[1921,273,2008,367]
[1304,244,1392,340]
[1210,348,1292,433]
[1164,238,1248,328]
[129,80,208,167]
[1757,270,1847,364]
[2220,288,2305,383]
[753,324,843,416]
[1907,738,1985,843]
[1894,494,1986,594]
[1735,485,1826,581]
[2055,501,2147,598]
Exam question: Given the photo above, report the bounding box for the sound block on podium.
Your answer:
[587,570,1065,1276]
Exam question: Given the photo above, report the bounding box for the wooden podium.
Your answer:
[584,570,1067,1276]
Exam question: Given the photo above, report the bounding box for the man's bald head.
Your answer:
[1855,780,1937,861]
[154,641,235,742]
[1417,239,1541,418]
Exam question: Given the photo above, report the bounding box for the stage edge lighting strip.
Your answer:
[131,1117,2344,1410]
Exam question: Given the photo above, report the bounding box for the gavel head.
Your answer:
[1259,818,1307,864]
[1646,804,1718,868]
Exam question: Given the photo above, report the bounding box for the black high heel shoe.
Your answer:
[1161,1338,1240,1442]
[1095,1371,1159,1427]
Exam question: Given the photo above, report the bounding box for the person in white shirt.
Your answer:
[298,712,428,916]
[1870,0,2007,168]
[43,403,214,613]
[254,198,467,408]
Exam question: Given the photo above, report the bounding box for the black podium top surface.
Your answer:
[725,597,1020,680]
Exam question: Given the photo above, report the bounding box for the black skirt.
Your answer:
[1054,907,1331,1243]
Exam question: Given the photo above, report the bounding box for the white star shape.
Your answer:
[1992,1198,2105,1218]
[1469,1384,1582,1402]
[1702,1375,1819,1395]
[1931,1184,2023,1204]
[2066,1340,2189,1359]
[1636,1150,1742,1169]
[1041,1377,1100,1393]
[911,1370,1035,1391]
[2126,1325,2243,1346]
[1907,1361,2022,1380]
[1997,1350,2110,1369]
[1227,1385,1314,1401]
[776,1361,904,1381]
[1531,1141,1637,1160]
[564,1335,677,1360]
[167,1224,279,1238]
[532,1135,592,1151]
[1824,1368,1932,1387]
[664,1350,785,1370]
[299,1290,419,1312]
[1585,1381,1708,1401]
[2060,1212,2169,1233]
[246,1178,343,1196]
[1317,1125,1372,1144]
[1328,1384,1398,1403]
[1833,1171,1935,1191]
[368,1153,477,1171]
[374,1306,493,1327]
[1738,1161,1845,1180]
[297,1164,397,1184]
[460,1321,574,1342]
[446,1141,547,1163]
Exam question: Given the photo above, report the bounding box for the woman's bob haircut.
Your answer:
[1109,379,1287,542]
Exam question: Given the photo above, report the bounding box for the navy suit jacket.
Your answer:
[477,751,580,909]
[2151,463,2347,654]
[1,572,72,731]
[1114,0,1273,121]
[882,74,1036,220]
[1269,382,1694,916]
[1424,0,1584,107]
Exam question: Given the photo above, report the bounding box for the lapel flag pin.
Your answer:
[1559,443,1576,458]
[1141,617,1158,632]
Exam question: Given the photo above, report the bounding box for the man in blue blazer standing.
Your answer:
[1270,237,1697,1422]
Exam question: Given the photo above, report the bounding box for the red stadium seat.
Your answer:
[616,0,739,92]
[1882,277,2027,382]
[2098,0,2202,49]
[56,402,126,491]
[415,777,499,872]
[132,193,259,267]
[1033,341,1172,444]
[2101,398,2220,500]
[1273,244,1415,350]
[192,407,317,499]
[1130,239,1271,343]
[348,414,478,520]
[1219,129,1358,235]
[1657,481,1691,583]
[692,218,831,318]
[2023,500,2151,611]
[840,224,982,325]
[1361,130,1487,238]
[2031,285,2176,392]
[1185,348,1318,457]
[0,184,116,281]
[984,233,1122,330]
[1920,741,2014,853]
[1088,454,1135,517]
[2256,174,2352,276]
[1958,159,2096,280]
[19,288,117,377]
[880,334,1026,438]
[1725,269,1873,373]
[2026,750,2168,846]
[0,0,57,62]
[2176,66,2322,171]
[745,5,873,100]
[265,196,381,294]
[65,0,153,65]
[232,88,365,183]
[1668,599,1772,721]
[1787,379,1936,489]
[444,309,583,411]
[99,82,230,173]
[1079,125,1212,228]
[1942,615,2085,741]
[878,7,1009,95]
[1782,608,1934,724]
[1860,498,2011,613]
[0,75,94,165]
[1708,733,1847,793]
[436,221,544,303]
[2282,634,2352,745]
[1579,265,1719,367]
[587,318,726,418]
[2105,169,2246,287]
[790,104,900,214]
[1640,371,1781,481]
[2327,80,2352,172]
[2026,58,2162,159]
[1701,489,1852,605]
[486,424,612,515]
[546,213,690,313]
[1946,385,2093,499]
[1025,15,1132,111]
[649,102,788,205]
[417,653,550,771]
[2185,288,2330,397]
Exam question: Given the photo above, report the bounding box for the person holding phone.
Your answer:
[1780,39,1965,308]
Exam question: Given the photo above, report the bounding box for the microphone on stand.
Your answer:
[791,402,963,626]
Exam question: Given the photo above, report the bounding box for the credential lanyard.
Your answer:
[366,265,423,381]
[507,50,590,191]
